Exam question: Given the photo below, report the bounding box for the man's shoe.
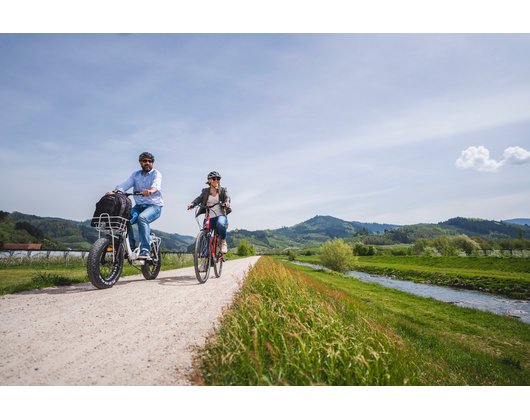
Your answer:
[198,263,206,272]
[138,249,151,260]
[221,243,228,253]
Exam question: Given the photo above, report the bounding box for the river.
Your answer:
[291,261,530,324]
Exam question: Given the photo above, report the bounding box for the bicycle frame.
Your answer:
[195,205,223,259]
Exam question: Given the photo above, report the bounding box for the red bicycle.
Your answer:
[190,203,226,283]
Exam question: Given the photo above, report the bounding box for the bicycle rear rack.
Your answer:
[92,214,128,238]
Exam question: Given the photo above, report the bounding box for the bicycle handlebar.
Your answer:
[190,202,227,209]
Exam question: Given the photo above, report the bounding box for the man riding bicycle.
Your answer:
[106,152,163,260]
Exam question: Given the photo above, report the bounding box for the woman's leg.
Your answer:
[215,215,228,241]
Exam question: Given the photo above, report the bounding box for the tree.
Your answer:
[413,238,431,255]
[519,227,524,240]
[287,249,296,261]
[354,227,369,237]
[237,239,249,256]
[432,236,458,256]
[248,244,256,256]
[319,238,354,271]
[451,235,480,255]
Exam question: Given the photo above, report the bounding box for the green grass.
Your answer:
[193,257,530,385]
[0,253,194,295]
[293,255,530,299]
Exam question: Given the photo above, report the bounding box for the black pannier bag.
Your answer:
[91,192,132,227]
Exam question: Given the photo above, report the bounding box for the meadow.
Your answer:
[0,253,194,295]
[193,256,530,385]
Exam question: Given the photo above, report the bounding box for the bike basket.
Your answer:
[92,214,128,233]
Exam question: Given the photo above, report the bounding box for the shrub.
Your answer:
[305,250,312,256]
[433,236,459,257]
[413,238,432,255]
[451,235,480,255]
[421,246,441,257]
[287,249,296,261]
[319,238,354,271]
[237,239,249,256]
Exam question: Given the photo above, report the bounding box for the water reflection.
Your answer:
[291,261,530,324]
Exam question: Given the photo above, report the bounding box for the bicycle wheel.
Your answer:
[213,235,224,278]
[87,237,124,289]
[194,230,211,283]
[141,245,161,280]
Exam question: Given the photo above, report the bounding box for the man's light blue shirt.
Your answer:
[116,169,164,207]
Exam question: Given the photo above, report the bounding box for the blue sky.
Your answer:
[2,32,530,236]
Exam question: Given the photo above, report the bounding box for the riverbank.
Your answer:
[193,257,530,385]
[293,255,530,300]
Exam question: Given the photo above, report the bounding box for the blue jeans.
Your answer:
[129,205,162,251]
[204,215,228,240]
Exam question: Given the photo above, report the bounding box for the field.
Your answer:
[0,253,194,295]
[193,256,530,385]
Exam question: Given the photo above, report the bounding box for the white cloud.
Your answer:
[502,146,530,166]
[456,146,530,172]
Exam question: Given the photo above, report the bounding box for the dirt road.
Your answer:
[0,256,260,386]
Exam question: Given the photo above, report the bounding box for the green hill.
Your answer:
[385,217,530,244]
[3,210,528,253]
[226,215,402,251]
[226,215,530,251]
[1,211,194,251]
[503,218,530,226]
[0,211,60,249]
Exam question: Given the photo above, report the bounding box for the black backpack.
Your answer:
[91,192,132,227]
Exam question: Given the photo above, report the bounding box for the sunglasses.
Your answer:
[209,177,221,181]
[141,159,153,163]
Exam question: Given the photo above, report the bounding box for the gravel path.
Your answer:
[0,256,260,386]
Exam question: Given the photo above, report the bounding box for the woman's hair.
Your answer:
[206,180,221,189]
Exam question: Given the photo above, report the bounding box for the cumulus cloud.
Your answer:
[456,146,530,172]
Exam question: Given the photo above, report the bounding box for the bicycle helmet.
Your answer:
[139,152,155,162]
[207,171,221,179]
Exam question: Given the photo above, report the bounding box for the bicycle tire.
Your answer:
[87,237,124,289]
[141,245,161,280]
[194,230,211,283]
[213,235,223,278]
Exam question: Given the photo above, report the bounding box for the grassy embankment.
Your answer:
[193,256,530,385]
[0,254,194,295]
[294,255,530,300]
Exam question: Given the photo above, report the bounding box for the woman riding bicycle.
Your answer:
[187,171,231,254]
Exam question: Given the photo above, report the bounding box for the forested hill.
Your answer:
[3,210,529,252]
[227,215,402,250]
[439,217,530,240]
[504,218,530,226]
[1,211,194,251]
[227,215,530,250]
